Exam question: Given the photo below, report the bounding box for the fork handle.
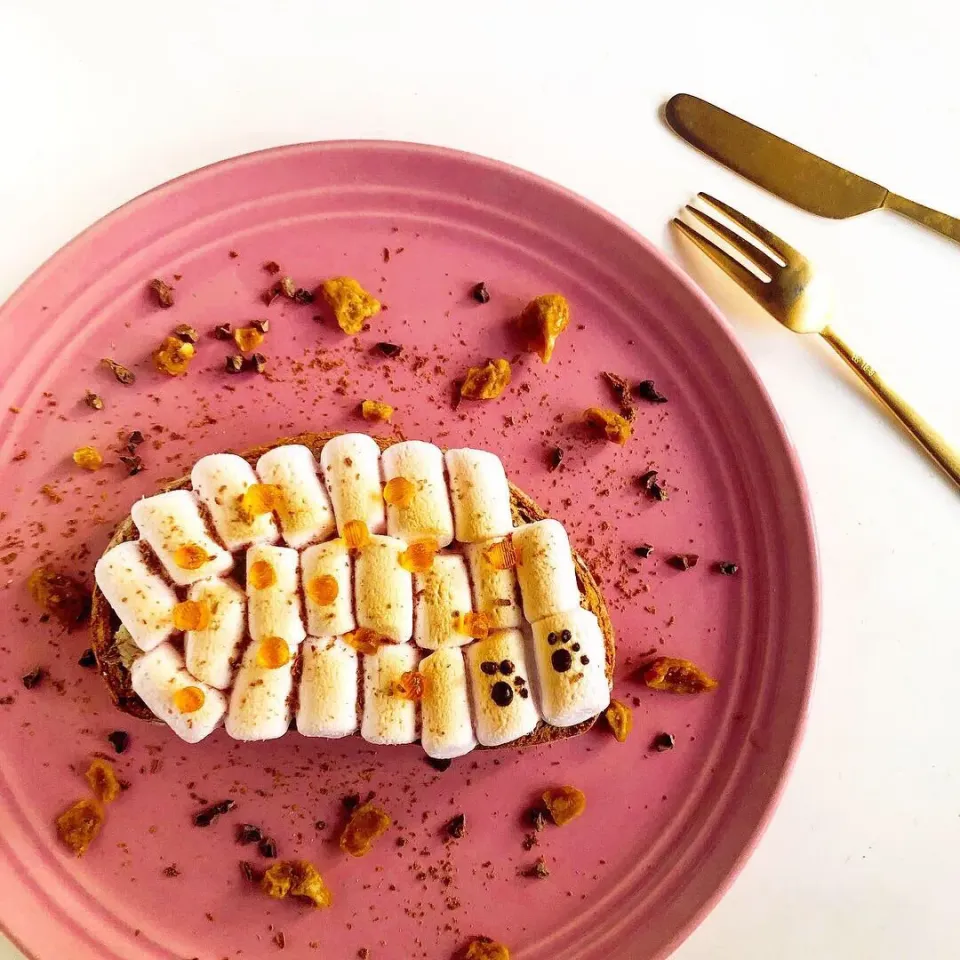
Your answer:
[883,193,960,246]
[822,327,960,488]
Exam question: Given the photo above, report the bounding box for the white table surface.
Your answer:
[1,2,958,958]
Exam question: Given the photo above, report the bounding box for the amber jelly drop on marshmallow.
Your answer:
[382,476,416,508]
[256,636,291,669]
[399,538,439,573]
[306,574,339,606]
[174,543,213,570]
[173,599,211,632]
[342,519,370,549]
[248,559,277,589]
[173,686,206,714]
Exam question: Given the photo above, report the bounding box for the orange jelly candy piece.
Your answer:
[584,407,632,445]
[342,519,371,549]
[56,797,105,857]
[240,483,283,519]
[233,326,265,352]
[382,476,416,508]
[85,757,121,805]
[394,670,426,702]
[173,599,211,631]
[360,399,394,423]
[173,685,206,713]
[248,558,277,589]
[260,860,332,908]
[72,446,103,471]
[339,803,392,857]
[27,566,90,628]
[173,543,213,570]
[306,574,339,606]
[517,293,570,364]
[320,276,382,335]
[460,358,511,400]
[256,636,291,669]
[604,699,633,743]
[482,538,517,570]
[542,785,586,826]
[642,656,718,694]
[342,628,386,656]
[399,538,438,573]
[455,610,490,640]
[465,938,511,960]
[153,335,195,376]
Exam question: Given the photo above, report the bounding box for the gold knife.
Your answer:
[665,93,960,245]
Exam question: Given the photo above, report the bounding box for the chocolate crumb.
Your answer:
[667,554,699,571]
[716,561,739,576]
[342,793,361,812]
[638,470,658,491]
[649,481,668,502]
[21,666,44,689]
[225,355,244,374]
[528,806,548,832]
[525,857,550,879]
[491,681,514,706]
[358,949,370,960]
[101,358,136,385]
[193,798,236,827]
[107,730,130,754]
[633,544,654,558]
[258,836,277,858]
[214,323,234,341]
[471,281,490,304]
[246,353,267,374]
[83,391,104,411]
[273,931,285,949]
[250,317,269,334]
[547,446,564,472]
[162,864,180,878]
[263,261,281,275]
[237,823,263,845]
[634,379,668,403]
[314,820,326,831]
[119,455,144,476]
[396,836,408,847]
[127,430,145,448]
[293,288,314,304]
[149,278,175,308]
[383,247,391,263]
[522,833,539,850]
[228,250,239,258]
[239,860,259,882]
[601,371,635,417]
[652,732,675,752]
[375,341,402,357]
[446,814,466,839]
[426,757,452,772]
[78,648,97,669]
[173,324,199,344]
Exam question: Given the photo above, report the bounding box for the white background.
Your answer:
[1,2,958,958]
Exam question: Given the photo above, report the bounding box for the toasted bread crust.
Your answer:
[90,432,615,747]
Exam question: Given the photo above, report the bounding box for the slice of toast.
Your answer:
[90,432,615,748]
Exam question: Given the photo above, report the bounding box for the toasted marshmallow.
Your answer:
[94,540,178,651]
[413,554,473,650]
[131,642,227,743]
[361,642,418,745]
[297,637,359,738]
[445,448,514,543]
[465,629,540,747]
[381,440,455,547]
[531,608,610,727]
[225,642,294,741]
[256,444,336,549]
[184,578,246,689]
[191,453,279,551]
[301,539,355,638]
[513,519,579,623]
[419,647,477,759]
[354,535,413,643]
[131,490,233,586]
[319,434,386,536]
[246,544,306,649]
[463,539,523,630]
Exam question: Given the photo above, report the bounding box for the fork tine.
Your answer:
[672,218,769,302]
[698,193,800,263]
[684,205,782,278]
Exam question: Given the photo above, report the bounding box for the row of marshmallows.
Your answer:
[94,436,611,757]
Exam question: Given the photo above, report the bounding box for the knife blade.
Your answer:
[665,93,960,244]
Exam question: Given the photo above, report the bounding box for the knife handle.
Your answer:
[883,193,960,245]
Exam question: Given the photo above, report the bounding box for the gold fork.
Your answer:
[673,193,960,489]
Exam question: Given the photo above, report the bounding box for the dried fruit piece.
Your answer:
[84,391,104,410]
[524,857,550,879]
[149,278,175,307]
[173,323,199,343]
[320,277,381,335]
[72,446,103,471]
[342,628,387,656]
[306,574,339,606]
[101,358,136,385]
[248,559,277,589]
[601,371,634,417]
[173,685,206,713]
[233,326,265,352]
[399,538,439,573]
[460,358,511,400]
[173,543,213,571]
[85,757,121,804]
[517,293,570,364]
[584,407,632,445]
[246,352,267,374]
[27,567,90,628]
[471,281,491,304]
[361,399,394,423]
[643,657,717,694]
[278,276,296,298]
[339,803,392,857]
[56,798,104,856]
[260,860,332,908]
[225,355,244,374]
[464,937,511,960]
[250,317,269,334]
[455,610,491,640]
[382,476,416,508]
[482,538,516,571]
[542,785,586,826]
[240,483,284,520]
[259,836,278,858]
[394,670,426,702]
[604,700,632,743]
[256,636,292,669]
[173,599,211,632]
[153,335,195,376]
[342,520,371,550]
[193,798,236,826]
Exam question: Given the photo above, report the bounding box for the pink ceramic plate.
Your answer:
[0,142,817,960]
